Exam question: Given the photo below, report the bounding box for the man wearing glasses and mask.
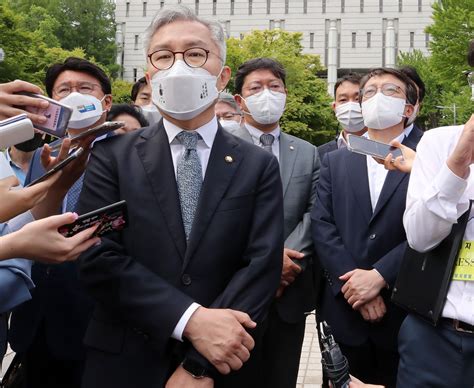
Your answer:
[214,92,242,131]
[8,57,112,388]
[311,68,423,387]
[76,6,283,388]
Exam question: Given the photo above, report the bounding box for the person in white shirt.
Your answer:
[399,113,474,386]
[311,67,422,387]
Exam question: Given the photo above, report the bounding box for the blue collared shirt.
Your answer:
[4,148,27,186]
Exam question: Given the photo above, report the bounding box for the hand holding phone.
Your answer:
[346,134,403,160]
[58,200,128,238]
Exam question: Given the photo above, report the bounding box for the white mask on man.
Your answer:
[334,102,365,133]
[243,89,286,125]
[219,119,241,131]
[361,93,407,130]
[151,60,219,121]
[141,104,161,126]
[60,92,105,129]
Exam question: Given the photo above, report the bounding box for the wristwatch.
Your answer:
[181,358,209,379]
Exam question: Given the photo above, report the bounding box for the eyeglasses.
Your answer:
[148,47,216,70]
[217,112,242,120]
[53,82,102,98]
[361,83,405,99]
[246,83,285,96]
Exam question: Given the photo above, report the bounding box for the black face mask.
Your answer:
[14,133,45,152]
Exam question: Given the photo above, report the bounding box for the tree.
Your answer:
[226,30,338,145]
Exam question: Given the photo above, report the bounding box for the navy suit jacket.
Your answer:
[9,145,94,360]
[311,127,423,349]
[76,122,283,387]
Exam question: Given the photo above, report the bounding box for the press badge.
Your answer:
[453,240,474,281]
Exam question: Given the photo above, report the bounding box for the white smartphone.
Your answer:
[0,114,35,149]
[346,134,403,160]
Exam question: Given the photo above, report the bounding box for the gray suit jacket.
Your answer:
[228,125,320,322]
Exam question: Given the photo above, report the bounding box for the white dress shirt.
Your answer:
[337,132,348,149]
[245,123,281,161]
[163,117,219,341]
[404,124,474,325]
[366,126,413,211]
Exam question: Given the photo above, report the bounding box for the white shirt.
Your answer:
[245,123,281,161]
[163,117,219,341]
[366,126,413,211]
[337,132,347,149]
[404,124,474,325]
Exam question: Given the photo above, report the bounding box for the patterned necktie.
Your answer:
[65,174,84,212]
[260,133,275,154]
[176,131,202,239]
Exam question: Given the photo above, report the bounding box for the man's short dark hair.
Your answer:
[131,77,148,102]
[234,58,286,95]
[106,104,149,128]
[399,65,426,103]
[45,57,112,98]
[360,67,418,106]
[468,40,474,67]
[334,73,362,96]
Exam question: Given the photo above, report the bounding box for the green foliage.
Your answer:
[226,30,338,145]
[398,1,473,129]
[112,79,134,104]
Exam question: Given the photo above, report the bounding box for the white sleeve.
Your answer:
[171,302,201,341]
[404,130,470,252]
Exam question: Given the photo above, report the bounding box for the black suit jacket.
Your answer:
[77,122,283,387]
[311,127,423,350]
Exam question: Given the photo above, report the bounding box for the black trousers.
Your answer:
[339,339,398,388]
[397,314,474,387]
[21,325,84,388]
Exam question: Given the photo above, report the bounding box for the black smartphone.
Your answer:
[346,134,403,160]
[25,147,84,187]
[58,200,128,238]
[50,121,125,151]
[17,92,73,138]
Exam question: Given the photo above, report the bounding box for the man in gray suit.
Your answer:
[227,57,320,388]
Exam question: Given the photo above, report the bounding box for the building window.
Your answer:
[126,1,130,17]
[160,0,164,7]
[418,0,422,12]
[143,1,147,16]
[134,35,139,50]
[285,0,289,14]
[360,0,364,12]
[248,0,252,14]
[195,0,199,14]
[266,0,270,14]
[398,0,403,12]
[367,32,371,48]
[379,0,383,13]
[303,0,307,14]
[322,0,326,13]
[425,33,430,47]
[270,19,285,30]
[352,32,356,48]
[231,0,235,14]
[410,32,414,48]
[133,68,137,83]
[310,32,314,49]
[213,0,217,15]
[341,0,345,13]
[240,33,244,40]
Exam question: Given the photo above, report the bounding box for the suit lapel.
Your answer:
[279,133,297,198]
[135,123,186,261]
[183,127,242,269]
[344,150,372,224]
[370,127,424,222]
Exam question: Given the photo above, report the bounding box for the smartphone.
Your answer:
[50,121,124,152]
[17,93,73,138]
[58,200,128,238]
[25,147,84,187]
[0,114,35,149]
[346,134,403,160]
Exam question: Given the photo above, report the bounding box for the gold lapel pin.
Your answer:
[225,156,233,163]
[289,145,295,151]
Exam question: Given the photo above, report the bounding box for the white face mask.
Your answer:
[141,104,161,126]
[362,93,407,130]
[334,102,365,133]
[151,60,219,121]
[406,103,419,126]
[219,119,241,131]
[243,89,286,125]
[60,92,105,130]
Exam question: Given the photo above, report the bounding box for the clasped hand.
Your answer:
[339,268,386,309]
